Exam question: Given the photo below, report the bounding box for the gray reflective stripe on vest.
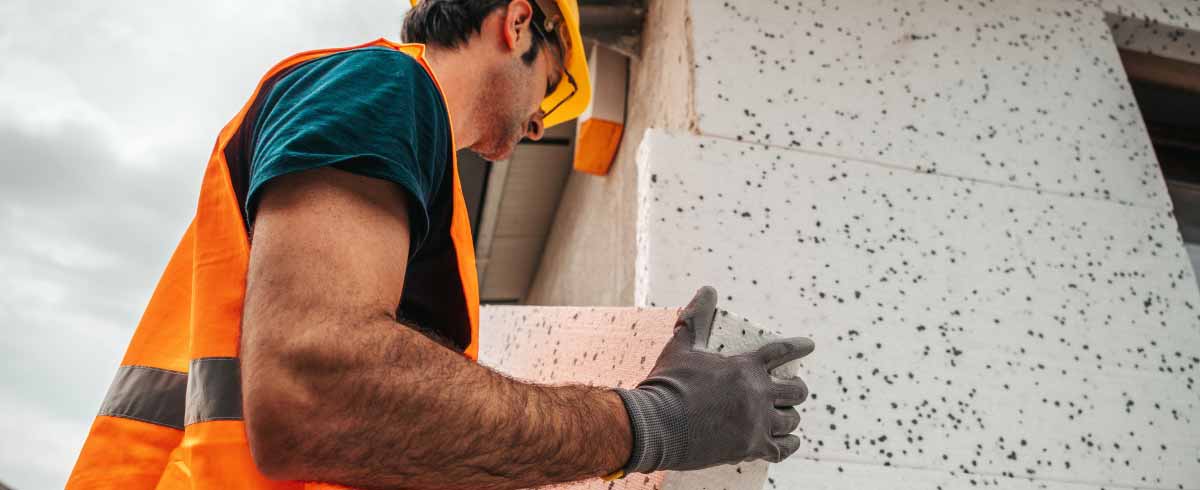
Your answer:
[99,365,187,429]
[185,357,243,425]
[97,358,243,429]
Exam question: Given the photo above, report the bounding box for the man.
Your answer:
[68,1,815,488]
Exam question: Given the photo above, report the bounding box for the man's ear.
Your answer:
[500,0,535,54]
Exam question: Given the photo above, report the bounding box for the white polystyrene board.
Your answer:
[479,306,808,490]
[1106,11,1200,64]
[765,456,1168,490]
[1099,0,1200,31]
[634,129,1200,490]
[478,307,674,490]
[687,0,1173,208]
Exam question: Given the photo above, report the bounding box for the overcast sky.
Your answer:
[0,1,411,487]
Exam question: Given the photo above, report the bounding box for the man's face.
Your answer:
[469,26,564,162]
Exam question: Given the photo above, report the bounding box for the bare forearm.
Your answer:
[245,314,632,489]
[242,169,632,488]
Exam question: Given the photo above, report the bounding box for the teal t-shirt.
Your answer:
[245,46,451,255]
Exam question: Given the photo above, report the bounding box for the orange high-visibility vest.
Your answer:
[67,39,480,489]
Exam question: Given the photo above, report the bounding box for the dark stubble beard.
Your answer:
[470,59,534,161]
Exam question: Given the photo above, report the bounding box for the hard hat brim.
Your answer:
[540,0,591,129]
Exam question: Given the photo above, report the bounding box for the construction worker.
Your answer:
[67,0,815,488]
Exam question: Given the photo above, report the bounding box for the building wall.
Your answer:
[524,0,692,306]
[529,0,1200,309]
[631,1,1200,489]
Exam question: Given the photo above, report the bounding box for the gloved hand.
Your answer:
[615,286,814,474]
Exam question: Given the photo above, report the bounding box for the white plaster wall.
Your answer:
[628,1,1200,488]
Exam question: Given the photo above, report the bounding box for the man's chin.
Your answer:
[472,143,516,162]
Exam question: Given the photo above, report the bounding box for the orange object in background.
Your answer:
[573,42,629,176]
[575,117,624,175]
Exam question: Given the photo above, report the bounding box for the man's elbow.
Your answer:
[242,361,320,480]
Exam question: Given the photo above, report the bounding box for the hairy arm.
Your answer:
[240,167,632,489]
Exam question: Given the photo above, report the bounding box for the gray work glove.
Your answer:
[615,286,814,474]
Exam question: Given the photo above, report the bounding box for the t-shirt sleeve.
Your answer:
[245,47,450,255]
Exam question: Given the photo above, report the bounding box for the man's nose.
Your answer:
[526,113,545,141]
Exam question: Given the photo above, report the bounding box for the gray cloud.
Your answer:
[0,117,196,489]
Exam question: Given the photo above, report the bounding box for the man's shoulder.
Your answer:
[283,46,429,87]
[255,44,449,140]
[320,46,423,70]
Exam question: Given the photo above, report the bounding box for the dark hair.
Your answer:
[402,0,547,65]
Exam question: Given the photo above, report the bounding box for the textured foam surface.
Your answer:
[686,0,1198,208]
[479,306,808,490]
[636,130,1200,489]
[629,1,1200,487]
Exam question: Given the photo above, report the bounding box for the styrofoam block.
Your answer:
[1106,10,1200,64]
[1099,0,1200,32]
[479,306,810,490]
[688,0,1171,208]
[635,130,1200,490]
[479,307,673,490]
[765,456,1164,490]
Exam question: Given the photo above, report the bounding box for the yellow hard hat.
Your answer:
[408,0,591,129]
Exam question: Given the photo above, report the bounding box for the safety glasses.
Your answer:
[529,0,578,120]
